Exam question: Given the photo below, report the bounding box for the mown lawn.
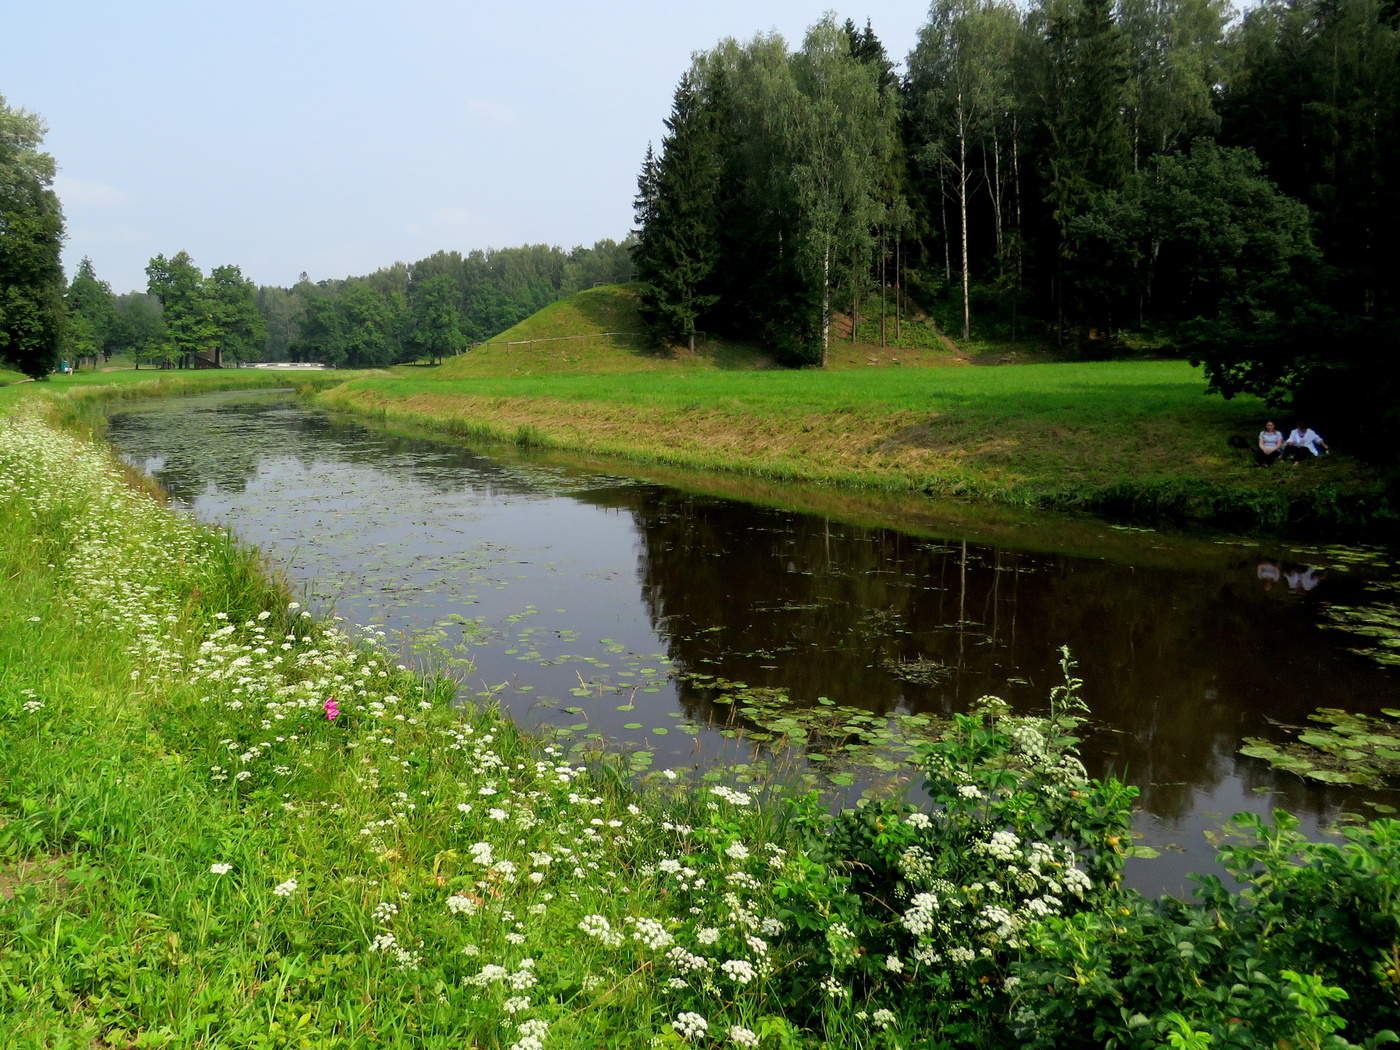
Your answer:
[320,359,1387,531]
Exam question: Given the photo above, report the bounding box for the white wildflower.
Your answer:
[672,1012,708,1041]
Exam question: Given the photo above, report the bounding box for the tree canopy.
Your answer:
[0,96,65,378]
[628,0,1399,445]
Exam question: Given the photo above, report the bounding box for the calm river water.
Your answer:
[106,390,1400,894]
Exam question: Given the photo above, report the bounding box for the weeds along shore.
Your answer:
[2,387,1397,1048]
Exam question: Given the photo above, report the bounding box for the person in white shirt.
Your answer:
[1256,420,1284,466]
[1282,423,1327,461]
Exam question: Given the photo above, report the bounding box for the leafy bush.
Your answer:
[775,651,1138,1043]
[1011,810,1400,1048]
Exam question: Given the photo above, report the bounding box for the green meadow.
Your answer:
[1,373,1397,1047]
[325,356,1390,533]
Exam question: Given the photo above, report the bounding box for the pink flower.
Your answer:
[324,695,340,721]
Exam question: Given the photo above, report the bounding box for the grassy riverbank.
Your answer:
[2,381,1397,1046]
[322,359,1394,535]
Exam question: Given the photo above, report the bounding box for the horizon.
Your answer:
[5,1,926,295]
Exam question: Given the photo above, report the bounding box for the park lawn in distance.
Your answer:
[319,359,1385,528]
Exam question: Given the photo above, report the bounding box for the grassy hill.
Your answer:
[431,284,772,377]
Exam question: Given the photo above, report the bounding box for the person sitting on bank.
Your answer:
[1283,423,1327,461]
[1256,420,1284,466]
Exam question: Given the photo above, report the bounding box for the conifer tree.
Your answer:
[65,257,115,364]
[633,70,722,352]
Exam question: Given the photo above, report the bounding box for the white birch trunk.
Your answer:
[958,98,970,343]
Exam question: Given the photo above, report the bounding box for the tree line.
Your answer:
[49,241,638,373]
[632,0,1400,439]
[257,239,634,368]
[47,240,633,373]
[0,91,635,375]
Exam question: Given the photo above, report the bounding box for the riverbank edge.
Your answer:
[3,381,1395,1046]
[315,383,1398,539]
[0,391,827,1046]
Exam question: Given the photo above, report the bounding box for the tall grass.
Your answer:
[0,397,857,1048]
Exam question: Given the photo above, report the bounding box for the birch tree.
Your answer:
[909,0,1017,342]
[791,17,896,364]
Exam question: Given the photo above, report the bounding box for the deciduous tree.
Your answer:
[0,97,65,378]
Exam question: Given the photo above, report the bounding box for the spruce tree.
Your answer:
[634,70,721,353]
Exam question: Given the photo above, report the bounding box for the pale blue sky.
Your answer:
[5,1,927,293]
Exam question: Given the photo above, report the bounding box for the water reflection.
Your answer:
[107,391,1399,894]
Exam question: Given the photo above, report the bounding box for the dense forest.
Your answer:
[632,0,1400,438]
[51,241,635,371]
[256,239,634,367]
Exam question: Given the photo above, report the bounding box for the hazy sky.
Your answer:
[5,1,928,294]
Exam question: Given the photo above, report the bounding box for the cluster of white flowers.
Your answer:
[720,958,757,985]
[578,914,623,947]
[666,946,712,973]
[627,916,673,950]
[709,786,752,806]
[728,1025,759,1047]
[672,1012,709,1041]
[901,892,939,936]
[446,893,479,916]
[978,829,1021,861]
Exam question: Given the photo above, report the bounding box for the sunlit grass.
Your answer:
[320,360,1387,531]
[428,285,773,377]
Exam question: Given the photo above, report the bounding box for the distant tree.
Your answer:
[146,252,216,367]
[1025,0,1132,343]
[910,0,1020,341]
[256,285,306,360]
[205,264,265,363]
[407,273,464,364]
[292,281,343,366]
[330,281,402,368]
[0,96,66,378]
[108,292,167,367]
[791,17,898,363]
[65,257,115,367]
[562,238,636,294]
[1220,0,1400,323]
[1119,0,1227,167]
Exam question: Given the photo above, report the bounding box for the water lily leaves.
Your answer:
[1240,705,1400,793]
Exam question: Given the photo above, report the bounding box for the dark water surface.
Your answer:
[106,391,1400,894]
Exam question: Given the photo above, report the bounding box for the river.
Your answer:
[106,389,1400,894]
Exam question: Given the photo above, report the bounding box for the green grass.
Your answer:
[430,285,773,377]
[2,363,1393,1046]
[320,360,1393,533]
[0,368,28,387]
[0,395,826,1048]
